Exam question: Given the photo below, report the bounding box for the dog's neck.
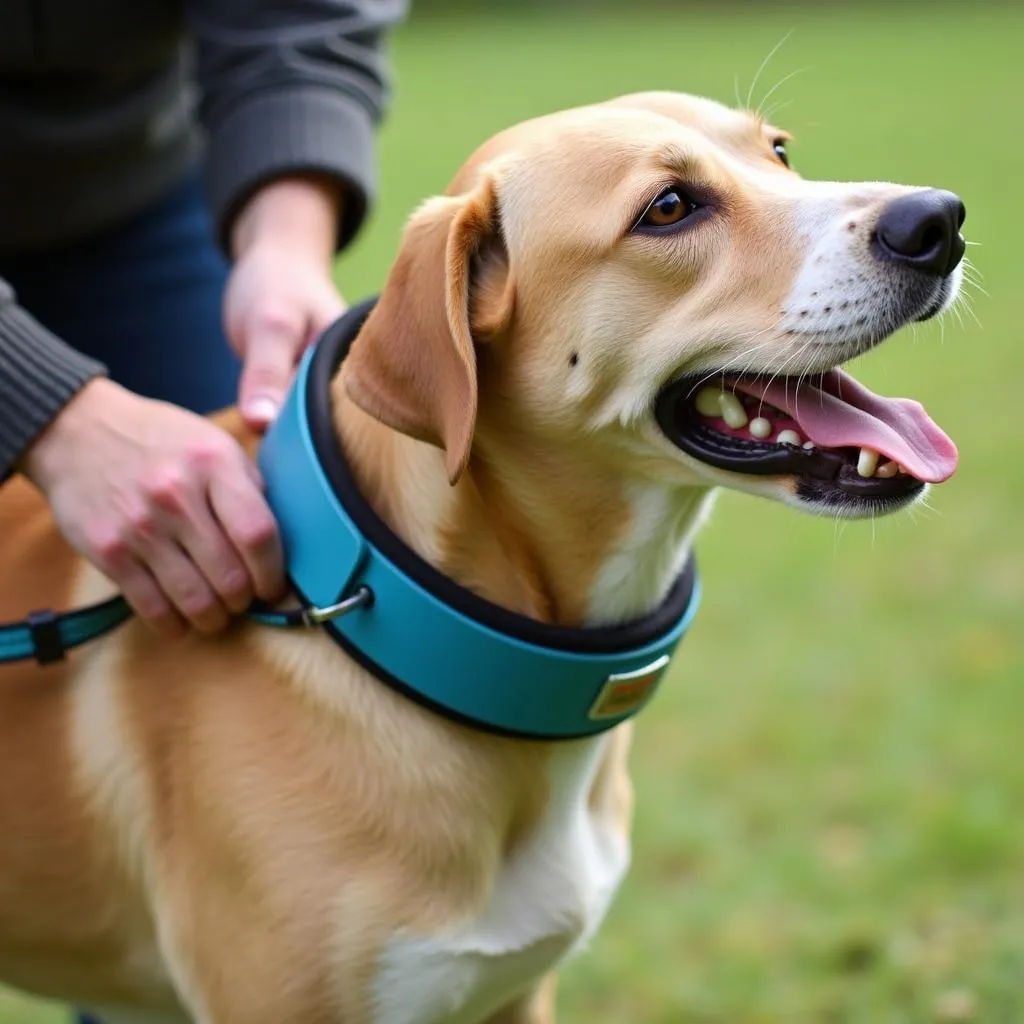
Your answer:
[333,383,713,629]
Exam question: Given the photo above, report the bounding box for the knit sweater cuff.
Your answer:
[205,87,376,256]
[0,300,106,482]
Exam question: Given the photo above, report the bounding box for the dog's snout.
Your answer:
[873,189,966,277]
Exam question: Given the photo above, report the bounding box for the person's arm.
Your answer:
[223,174,348,427]
[4,2,405,640]
[4,274,285,639]
[189,0,406,256]
[0,278,106,483]
[19,375,285,638]
[187,0,408,428]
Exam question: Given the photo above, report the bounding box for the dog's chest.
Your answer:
[370,736,630,1024]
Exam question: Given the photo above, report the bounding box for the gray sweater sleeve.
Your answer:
[0,278,105,483]
[188,0,408,254]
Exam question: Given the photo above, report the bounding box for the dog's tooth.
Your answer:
[857,447,880,478]
[719,392,749,428]
[802,440,816,450]
[695,386,725,418]
[776,429,802,446]
[875,460,899,479]
[749,417,772,439]
[897,464,908,475]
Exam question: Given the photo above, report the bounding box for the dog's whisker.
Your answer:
[832,512,850,557]
[777,336,818,418]
[948,299,966,332]
[756,66,810,121]
[961,257,987,286]
[758,333,818,416]
[744,29,795,112]
[682,327,787,397]
[952,289,982,330]
[761,97,795,124]
[960,272,989,298]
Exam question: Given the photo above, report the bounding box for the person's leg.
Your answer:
[0,168,238,1024]
[0,166,240,415]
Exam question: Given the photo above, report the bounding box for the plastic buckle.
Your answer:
[27,610,66,666]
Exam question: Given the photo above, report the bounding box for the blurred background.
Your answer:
[3,1,1021,1021]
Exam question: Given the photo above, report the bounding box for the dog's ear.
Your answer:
[343,175,513,484]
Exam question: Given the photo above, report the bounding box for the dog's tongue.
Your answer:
[733,370,958,483]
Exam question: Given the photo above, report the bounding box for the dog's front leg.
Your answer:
[149,879,369,1024]
[484,973,558,1024]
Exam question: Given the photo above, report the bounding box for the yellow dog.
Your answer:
[0,91,963,1023]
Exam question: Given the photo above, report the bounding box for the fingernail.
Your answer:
[246,397,279,423]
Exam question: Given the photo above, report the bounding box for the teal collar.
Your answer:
[257,298,702,740]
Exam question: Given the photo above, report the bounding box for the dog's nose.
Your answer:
[874,189,966,277]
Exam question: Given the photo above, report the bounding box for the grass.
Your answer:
[4,3,1022,1021]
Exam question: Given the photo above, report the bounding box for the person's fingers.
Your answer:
[94,541,187,639]
[82,503,187,638]
[207,466,285,604]
[120,561,189,639]
[138,458,252,620]
[141,540,230,635]
[237,311,301,430]
[119,468,227,633]
[174,502,254,616]
[307,284,346,339]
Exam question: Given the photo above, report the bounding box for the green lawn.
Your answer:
[5,3,1022,1022]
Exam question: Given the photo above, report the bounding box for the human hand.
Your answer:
[226,175,347,432]
[20,378,285,638]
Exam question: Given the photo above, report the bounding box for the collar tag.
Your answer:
[588,655,671,721]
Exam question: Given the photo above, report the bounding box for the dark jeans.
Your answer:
[0,167,240,413]
[1,167,238,1024]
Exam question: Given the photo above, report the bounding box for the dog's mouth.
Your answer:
[654,369,958,504]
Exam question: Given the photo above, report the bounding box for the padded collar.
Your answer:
[256,298,701,739]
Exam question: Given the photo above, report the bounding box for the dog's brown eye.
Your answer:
[773,140,790,167]
[641,189,693,227]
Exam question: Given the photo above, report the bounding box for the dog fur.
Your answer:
[0,91,961,1023]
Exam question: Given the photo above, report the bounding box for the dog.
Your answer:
[0,91,963,1023]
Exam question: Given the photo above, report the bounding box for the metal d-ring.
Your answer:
[299,585,374,626]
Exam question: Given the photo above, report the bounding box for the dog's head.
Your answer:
[344,91,964,519]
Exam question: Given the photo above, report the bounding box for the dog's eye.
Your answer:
[773,140,790,167]
[640,189,694,228]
